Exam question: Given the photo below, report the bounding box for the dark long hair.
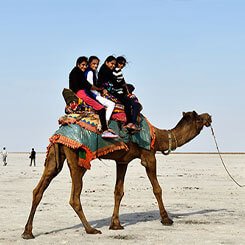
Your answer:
[76,56,88,66]
[104,55,116,63]
[88,56,100,64]
[116,56,127,66]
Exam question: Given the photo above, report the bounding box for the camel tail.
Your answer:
[44,143,65,172]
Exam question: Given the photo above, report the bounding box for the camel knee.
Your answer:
[115,190,124,200]
[153,187,162,196]
[114,185,124,199]
[31,186,46,206]
[32,170,58,201]
[69,199,81,212]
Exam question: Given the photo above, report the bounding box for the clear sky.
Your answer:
[0,0,244,152]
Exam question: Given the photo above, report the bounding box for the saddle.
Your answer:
[62,88,127,124]
[48,89,154,170]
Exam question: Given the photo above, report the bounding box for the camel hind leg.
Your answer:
[142,151,173,225]
[65,148,101,234]
[22,144,66,239]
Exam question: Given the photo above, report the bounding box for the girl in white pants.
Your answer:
[85,56,115,126]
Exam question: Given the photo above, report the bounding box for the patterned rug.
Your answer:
[48,114,155,170]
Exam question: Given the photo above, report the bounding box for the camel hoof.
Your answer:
[22,232,35,239]
[109,224,124,230]
[161,218,174,226]
[86,228,102,234]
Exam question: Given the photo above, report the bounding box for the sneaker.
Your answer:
[124,123,141,131]
[101,130,119,138]
[107,128,117,134]
[123,123,134,129]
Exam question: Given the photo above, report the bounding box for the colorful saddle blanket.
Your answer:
[62,88,128,123]
[49,114,155,170]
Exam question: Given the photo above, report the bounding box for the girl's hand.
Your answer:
[127,93,136,99]
[102,89,108,95]
[92,85,102,91]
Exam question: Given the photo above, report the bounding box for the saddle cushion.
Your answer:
[63,88,127,122]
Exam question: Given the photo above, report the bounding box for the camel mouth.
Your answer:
[205,121,211,127]
[199,113,212,127]
[204,115,212,127]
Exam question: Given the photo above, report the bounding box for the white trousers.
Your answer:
[92,91,115,122]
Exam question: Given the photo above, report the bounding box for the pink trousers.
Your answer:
[76,90,104,111]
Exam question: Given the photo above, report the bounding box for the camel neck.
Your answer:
[154,124,202,152]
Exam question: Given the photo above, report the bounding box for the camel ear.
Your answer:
[192,111,198,117]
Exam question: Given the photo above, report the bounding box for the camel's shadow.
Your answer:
[36,208,226,237]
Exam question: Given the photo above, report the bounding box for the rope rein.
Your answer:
[162,124,244,187]
[210,125,244,188]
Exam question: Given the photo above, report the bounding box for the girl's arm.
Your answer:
[86,71,93,85]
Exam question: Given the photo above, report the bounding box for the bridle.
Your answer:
[162,130,178,155]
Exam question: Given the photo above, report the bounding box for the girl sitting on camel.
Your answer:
[69,56,118,138]
[98,55,142,131]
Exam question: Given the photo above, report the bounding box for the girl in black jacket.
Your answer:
[98,56,141,131]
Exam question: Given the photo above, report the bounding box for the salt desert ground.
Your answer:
[0,153,244,244]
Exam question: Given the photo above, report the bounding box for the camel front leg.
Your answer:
[22,144,65,239]
[143,153,173,226]
[67,162,101,234]
[110,162,128,230]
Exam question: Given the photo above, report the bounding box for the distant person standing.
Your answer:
[1,147,8,166]
[29,148,36,166]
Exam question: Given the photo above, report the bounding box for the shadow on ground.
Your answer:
[34,208,226,237]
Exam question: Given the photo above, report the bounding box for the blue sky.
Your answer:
[0,0,244,152]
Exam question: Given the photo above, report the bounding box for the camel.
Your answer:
[22,111,212,239]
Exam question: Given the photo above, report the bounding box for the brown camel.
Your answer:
[22,111,212,239]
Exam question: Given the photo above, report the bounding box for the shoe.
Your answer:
[101,130,119,139]
[107,128,117,134]
[124,123,141,131]
[123,123,134,129]
[131,124,141,131]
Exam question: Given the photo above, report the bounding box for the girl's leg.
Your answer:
[96,95,115,122]
[97,108,107,131]
[76,90,107,130]
[76,90,104,111]
[114,94,132,124]
[131,101,142,124]
[76,90,118,138]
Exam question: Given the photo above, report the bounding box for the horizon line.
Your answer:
[7,152,245,154]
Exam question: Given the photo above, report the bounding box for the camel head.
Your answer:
[155,111,212,154]
[182,111,212,129]
[161,111,213,150]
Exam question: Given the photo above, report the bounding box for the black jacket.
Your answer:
[98,64,126,95]
[69,67,92,93]
[98,64,116,88]
[30,150,36,159]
